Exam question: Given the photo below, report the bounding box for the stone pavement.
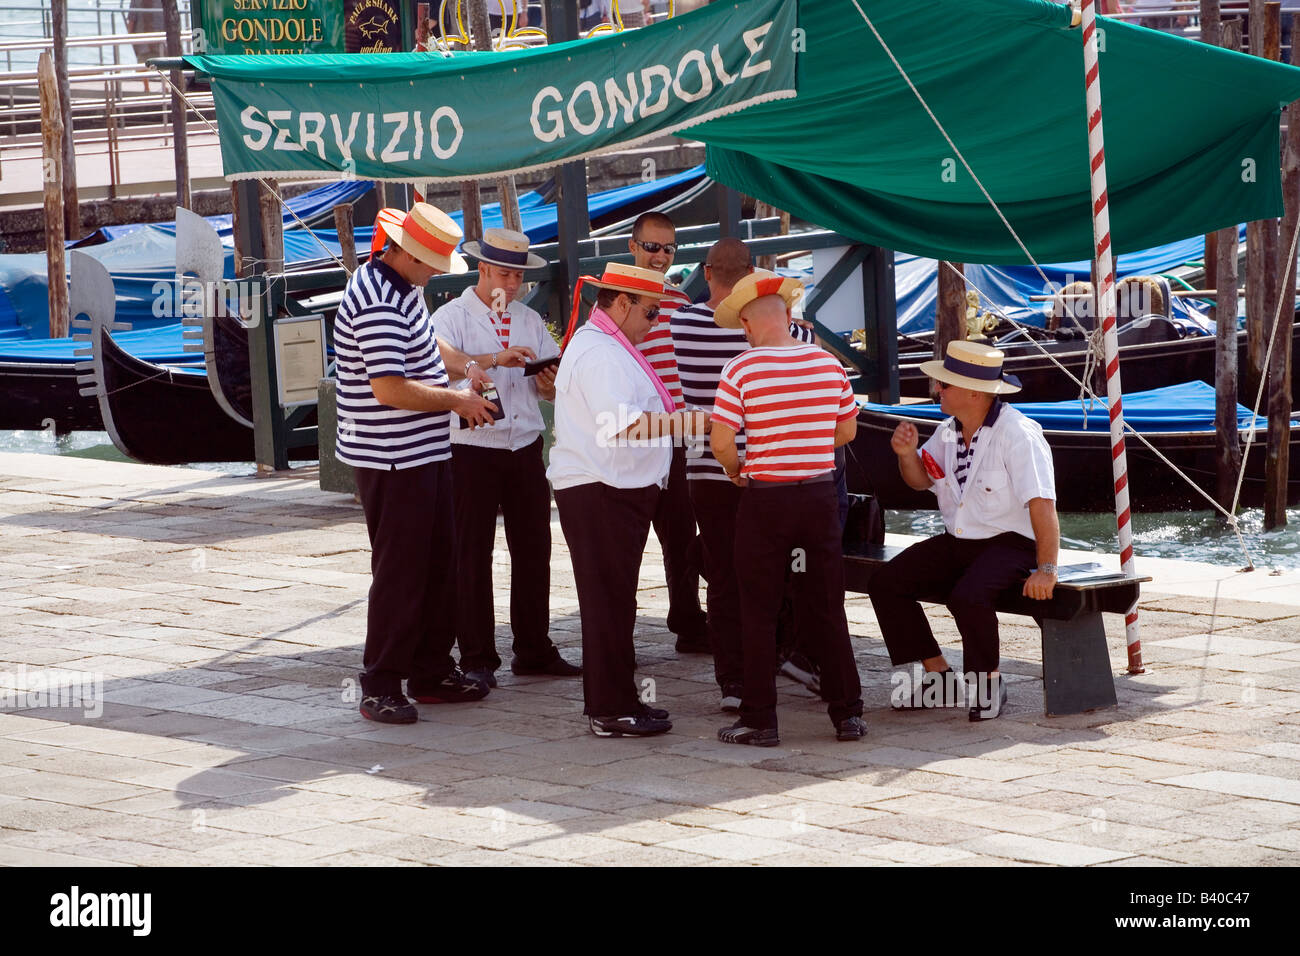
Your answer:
[0,451,1297,867]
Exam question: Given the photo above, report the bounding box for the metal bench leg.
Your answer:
[1039,613,1119,716]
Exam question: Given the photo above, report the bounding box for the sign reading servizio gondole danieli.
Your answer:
[196,0,343,55]
[188,0,796,182]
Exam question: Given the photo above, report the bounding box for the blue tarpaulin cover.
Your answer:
[858,380,1273,433]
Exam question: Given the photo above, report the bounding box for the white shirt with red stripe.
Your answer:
[635,284,691,411]
[711,344,857,482]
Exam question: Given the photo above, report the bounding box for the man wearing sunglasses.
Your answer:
[628,212,710,656]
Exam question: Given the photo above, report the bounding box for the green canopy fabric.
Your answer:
[187,0,1300,264]
[700,0,1300,262]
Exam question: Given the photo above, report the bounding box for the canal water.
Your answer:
[4,427,1297,572]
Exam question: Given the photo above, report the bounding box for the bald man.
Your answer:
[672,239,814,714]
[709,275,865,747]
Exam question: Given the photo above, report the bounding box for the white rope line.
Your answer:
[1231,202,1300,518]
[152,67,356,278]
[938,260,1258,567]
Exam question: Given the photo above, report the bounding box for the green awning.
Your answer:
[186,0,1300,264]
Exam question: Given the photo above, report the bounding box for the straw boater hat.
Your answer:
[920,340,1023,395]
[714,269,805,329]
[463,227,546,270]
[561,262,667,350]
[382,202,468,275]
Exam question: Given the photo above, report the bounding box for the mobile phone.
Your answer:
[459,382,505,429]
[523,355,561,377]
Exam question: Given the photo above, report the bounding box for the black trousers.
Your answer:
[868,531,1037,675]
[354,460,458,697]
[734,480,863,731]
[652,446,707,639]
[688,478,743,688]
[451,438,557,672]
[556,482,660,717]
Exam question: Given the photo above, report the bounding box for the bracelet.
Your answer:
[464,360,480,375]
[491,352,499,368]
[1037,563,1058,575]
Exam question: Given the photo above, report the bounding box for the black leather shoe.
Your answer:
[360,694,417,724]
[835,716,868,741]
[463,668,497,688]
[408,669,490,704]
[674,633,712,654]
[635,701,670,721]
[590,713,672,737]
[891,668,960,710]
[968,674,1008,721]
[717,721,780,747]
[511,655,582,677]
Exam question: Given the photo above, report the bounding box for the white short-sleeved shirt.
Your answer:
[919,402,1056,540]
[546,321,672,491]
[432,287,560,451]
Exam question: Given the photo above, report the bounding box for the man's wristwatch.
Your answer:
[465,360,480,375]
[490,352,499,368]
[1037,563,1058,576]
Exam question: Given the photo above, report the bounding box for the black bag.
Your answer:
[841,444,885,552]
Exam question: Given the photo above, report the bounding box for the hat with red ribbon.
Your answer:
[714,269,804,329]
[561,262,666,350]
[375,202,467,275]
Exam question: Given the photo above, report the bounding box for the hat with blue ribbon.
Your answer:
[920,340,1022,395]
[462,228,546,270]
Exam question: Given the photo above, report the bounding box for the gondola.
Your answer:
[848,381,1300,513]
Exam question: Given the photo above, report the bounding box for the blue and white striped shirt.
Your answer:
[333,259,451,470]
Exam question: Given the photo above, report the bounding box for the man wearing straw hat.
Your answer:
[433,228,580,687]
[709,273,867,747]
[870,341,1060,721]
[336,202,511,725]
[549,262,709,738]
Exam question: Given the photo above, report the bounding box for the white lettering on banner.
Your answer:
[268,110,303,151]
[527,30,775,143]
[741,23,773,77]
[241,105,272,149]
[639,64,672,118]
[604,73,638,128]
[331,111,361,162]
[673,49,712,103]
[299,111,326,159]
[365,112,376,161]
[531,86,564,142]
[429,106,463,159]
[381,111,410,163]
[413,110,423,160]
[568,80,603,135]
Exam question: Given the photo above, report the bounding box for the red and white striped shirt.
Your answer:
[635,284,691,411]
[712,345,857,482]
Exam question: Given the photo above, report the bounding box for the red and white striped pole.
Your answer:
[1079,0,1143,673]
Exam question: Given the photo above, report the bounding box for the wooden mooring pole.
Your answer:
[935,262,966,391]
[51,0,81,242]
[1264,15,1299,529]
[1217,18,1245,515]
[1245,0,1281,400]
[258,180,285,276]
[39,52,68,339]
[161,0,191,210]
[334,203,358,273]
[1202,0,1221,323]
[462,0,522,238]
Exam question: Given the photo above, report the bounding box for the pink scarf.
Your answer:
[586,307,674,413]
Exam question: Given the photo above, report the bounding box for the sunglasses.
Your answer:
[635,240,677,255]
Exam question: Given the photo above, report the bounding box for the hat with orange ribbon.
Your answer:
[376,202,468,275]
[562,262,666,350]
[714,269,804,329]
[369,207,406,261]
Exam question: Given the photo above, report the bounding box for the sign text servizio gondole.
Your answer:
[193,0,797,181]
[198,0,341,54]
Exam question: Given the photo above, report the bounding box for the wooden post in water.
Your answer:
[1264,16,1299,529]
[1245,0,1280,400]
[461,0,522,237]
[258,180,285,276]
[1216,18,1246,516]
[161,0,191,210]
[39,52,68,339]
[230,182,246,278]
[334,204,358,273]
[935,262,966,390]
[51,0,80,241]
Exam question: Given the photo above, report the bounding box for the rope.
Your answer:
[152,66,355,278]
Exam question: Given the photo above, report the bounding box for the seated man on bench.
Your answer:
[869,342,1060,720]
